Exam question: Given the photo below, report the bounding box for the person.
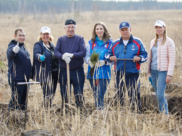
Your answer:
[7,28,32,111]
[84,22,113,110]
[33,26,58,108]
[148,20,175,115]
[54,19,86,109]
[105,21,148,111]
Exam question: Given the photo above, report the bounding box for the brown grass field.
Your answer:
[0,10,182,135]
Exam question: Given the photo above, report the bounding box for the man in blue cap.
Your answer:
[106,21,148,111]
[54,19,86,108]
[7,28,32,111]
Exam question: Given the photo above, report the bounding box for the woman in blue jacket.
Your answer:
[84,22,112,110]
[33,26,58,108]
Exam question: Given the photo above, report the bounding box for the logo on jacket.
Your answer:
[132,45,135,50]
[104,43,109,49]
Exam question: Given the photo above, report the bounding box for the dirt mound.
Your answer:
[141,92,182,117]
[168,97,182,116]
[141,92,170,113]
[166,83,182,94]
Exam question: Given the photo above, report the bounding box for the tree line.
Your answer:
[0,0,182,14]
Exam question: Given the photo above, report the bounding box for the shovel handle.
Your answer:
[117,58,133,61]
[17,82,40,85]
[66,63,70,104]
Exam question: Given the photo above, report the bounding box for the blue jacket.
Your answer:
[33,41,58,82]
[105,35,148,75]
[7,40,32,81]
[85,39,113,79]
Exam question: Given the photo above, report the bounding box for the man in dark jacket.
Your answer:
[7,28,32,110]
[54,19,86,108]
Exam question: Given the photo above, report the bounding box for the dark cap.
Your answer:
[119,21,130,30]
[65,19,76,25]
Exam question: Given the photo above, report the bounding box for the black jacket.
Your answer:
[32,40,58,82]
[7,40,32,81]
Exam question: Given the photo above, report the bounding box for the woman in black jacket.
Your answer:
[33,26,58,108]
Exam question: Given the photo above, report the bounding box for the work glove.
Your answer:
[39,53,46,62]
[149,77,153,86]
[96,60,105,67]
[62,53,73,60]
[64,57,71,64]
[12,42,20,53]
[88,60,94,68]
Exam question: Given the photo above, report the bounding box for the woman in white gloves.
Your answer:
[84,22,113,110]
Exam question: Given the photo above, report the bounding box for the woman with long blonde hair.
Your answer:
[148,20,175,115]
[33,26,58,108]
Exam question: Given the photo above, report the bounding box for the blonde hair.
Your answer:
[154,27,167,46]
[38,33,53,42]
[91,22,111,43]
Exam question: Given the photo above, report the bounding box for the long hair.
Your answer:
[154,27,167,46]
[91,22,111,43]
[38,33,53,42]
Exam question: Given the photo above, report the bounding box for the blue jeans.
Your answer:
[116,71,141,111]
[151,70,168,114]
[59,66,85,108]
[89,79,110,110]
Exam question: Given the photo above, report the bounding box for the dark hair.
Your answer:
[14,27,24,35]
[91,22,111,43]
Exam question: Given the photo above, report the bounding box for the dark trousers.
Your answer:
[89,79,110,110]
[116,71,141,110]
[8,79,28,111]
[59,66,85,108]
[41,71,58,108]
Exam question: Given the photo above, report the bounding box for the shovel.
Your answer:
[66,63,70,105]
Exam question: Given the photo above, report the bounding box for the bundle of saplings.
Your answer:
[89,51,99,77]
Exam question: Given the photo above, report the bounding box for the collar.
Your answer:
[95,36,103,42]
[119,35,133,45]
[40,40,54,48]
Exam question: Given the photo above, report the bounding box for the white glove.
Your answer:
[64,57,71,64]
[96,60,105,67]
[12,42,20,53]
[62,53,73,60]
[88,60,94,68]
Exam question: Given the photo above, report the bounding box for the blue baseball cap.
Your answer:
[119,21,130,30]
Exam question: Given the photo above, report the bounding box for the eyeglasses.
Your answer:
[66,26,76,30]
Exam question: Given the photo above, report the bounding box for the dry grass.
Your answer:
[0,10,182,135]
